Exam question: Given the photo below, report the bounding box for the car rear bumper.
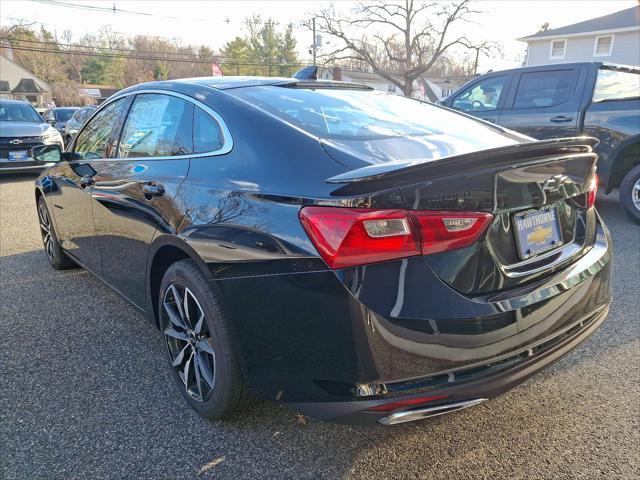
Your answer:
[288,302,609,425]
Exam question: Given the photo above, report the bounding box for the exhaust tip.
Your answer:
[378,398,488,425]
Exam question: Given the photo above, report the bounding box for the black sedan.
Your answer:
[32,74,612,425]
[0,100,64,173]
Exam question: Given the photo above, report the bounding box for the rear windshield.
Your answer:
[54,108,78,122]
[593,69,640,102]
[232,86,494,140]
[0,102,42,123]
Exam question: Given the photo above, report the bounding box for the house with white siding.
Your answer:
[519,6,640,67]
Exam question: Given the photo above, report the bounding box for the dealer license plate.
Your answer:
[8,150,28,162]
[513,205,563,260]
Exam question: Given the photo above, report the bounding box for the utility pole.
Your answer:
[312,17,317,64]
[473,47,480,76]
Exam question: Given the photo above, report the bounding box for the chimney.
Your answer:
[332,66,342,81]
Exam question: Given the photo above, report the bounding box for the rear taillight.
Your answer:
[298,208,421,269]
[412,211,494,256]
[587,173,598,209]
[299,207,493,269]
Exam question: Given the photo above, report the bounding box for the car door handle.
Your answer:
[143,183,165,198]
[550,116,573,123]
[79,175,95,187]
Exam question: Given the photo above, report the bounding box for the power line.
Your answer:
[4,44,308,68]
[27,0,293,26]
[29,0,210,22]
[0,36,311,65]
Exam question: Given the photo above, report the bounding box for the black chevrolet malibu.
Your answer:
[32,75,612,425]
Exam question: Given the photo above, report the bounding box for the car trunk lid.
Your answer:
[323,137,599,294]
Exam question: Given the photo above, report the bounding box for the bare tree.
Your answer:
[467,40,501,76]
[315,0,486,96]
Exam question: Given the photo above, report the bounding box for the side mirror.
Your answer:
[32,144,62,163]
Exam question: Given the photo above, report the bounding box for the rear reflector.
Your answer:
[366,394,449,412]
[299,207,493,269]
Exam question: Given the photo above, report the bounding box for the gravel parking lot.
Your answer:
[1,174,638,480]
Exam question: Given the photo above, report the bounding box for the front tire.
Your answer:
[619,164,640,223]
[37,196,76,270]
[159,259,252,419]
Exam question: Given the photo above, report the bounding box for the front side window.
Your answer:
[193,107,222,153]
[72,110,85,123]
[74,98,128,160]
[513,70,576,109]
[119,94,193,158]
[550,39,566,59]
[593,68,640,102]
[594,35,613,57]
[452,76,508,112]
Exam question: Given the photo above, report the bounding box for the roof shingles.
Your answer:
[520,6,639,40]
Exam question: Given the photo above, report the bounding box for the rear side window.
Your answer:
[119,94,193,158]
[514,70,576,108]
[593,69,640,102]
[193,107,223,153]
[74,98,128,160]
[233,86,506,140]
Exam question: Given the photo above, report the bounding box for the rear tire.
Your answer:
[619,164,640,223]
[37,196,76,270]
[159,259,252,419]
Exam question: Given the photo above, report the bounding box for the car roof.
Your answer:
[0,99,34,105]
[118,76,370,95]
[477,61,639,77]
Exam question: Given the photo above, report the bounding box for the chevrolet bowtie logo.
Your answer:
[9,139,23,145]
[527,226,553,245]
[542,174,571,193]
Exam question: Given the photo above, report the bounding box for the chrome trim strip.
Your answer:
[0,162,55,171]
[72,88,233,160]
[378,398,488,425]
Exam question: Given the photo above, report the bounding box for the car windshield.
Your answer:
[0,102,43,123]
[233,85,486,140]
[593,68,640,102]
[54,108,78,122]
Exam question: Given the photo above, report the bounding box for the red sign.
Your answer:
[211,63,223,76]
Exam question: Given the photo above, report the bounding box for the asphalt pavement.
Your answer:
[1,174,638,480]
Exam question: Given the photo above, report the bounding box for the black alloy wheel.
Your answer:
[163,283,216,403]
[159,260,252,419]
[37,196,76,269]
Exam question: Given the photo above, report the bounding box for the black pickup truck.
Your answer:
[441,62,640,221]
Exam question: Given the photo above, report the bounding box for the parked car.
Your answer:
[32,76,611,425]
[441,62,640,221]
[43,107,80,137]
[0,99,64,173]
[62,105,96,145]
